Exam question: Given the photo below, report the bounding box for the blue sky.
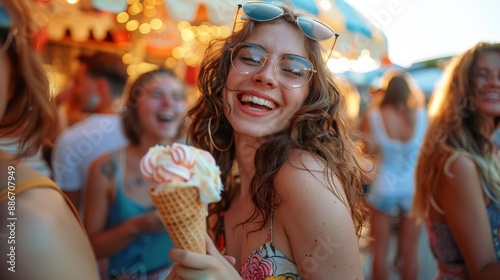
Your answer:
[344,0,499,67]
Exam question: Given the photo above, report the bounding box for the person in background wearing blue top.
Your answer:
[166,1,372,279]
[361,71,427,280]
[84,68,187,279]
[412,42,500,279]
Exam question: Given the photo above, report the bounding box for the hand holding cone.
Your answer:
[140,144,223,254]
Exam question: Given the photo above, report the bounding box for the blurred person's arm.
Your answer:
[440,155,500,279]
[359,108,381,159]
[17,189,99,279]
[0,162,99,280]
[406,74,427,109]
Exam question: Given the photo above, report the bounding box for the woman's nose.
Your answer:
[252,56,279,88]
[161,94,174,106]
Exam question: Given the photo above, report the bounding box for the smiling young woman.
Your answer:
[165,2,372,280]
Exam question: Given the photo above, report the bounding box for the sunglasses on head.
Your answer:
[0,4,16,55]
[232,1,339,60]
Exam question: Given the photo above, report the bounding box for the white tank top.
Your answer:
[368,108,428,196]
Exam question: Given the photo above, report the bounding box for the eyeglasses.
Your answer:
[232,1,339,61]
[230,42,315,88]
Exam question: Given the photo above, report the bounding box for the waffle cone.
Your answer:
[149,186,206,254]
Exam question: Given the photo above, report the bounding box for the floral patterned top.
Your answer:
[239,232,301,280]
[219,209,301,280]
[426,180,500,279]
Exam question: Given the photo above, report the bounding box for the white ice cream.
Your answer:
[140,143,223,204]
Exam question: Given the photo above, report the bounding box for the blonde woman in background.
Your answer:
[412,42,500,279]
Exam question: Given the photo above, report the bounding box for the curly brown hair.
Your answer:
[188,4,371,241]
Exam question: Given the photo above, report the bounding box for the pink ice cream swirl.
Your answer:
[140,143,223,203]
[140,144,194,183]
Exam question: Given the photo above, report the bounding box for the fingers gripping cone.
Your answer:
[141,143,223,255]
[150,186,206,254]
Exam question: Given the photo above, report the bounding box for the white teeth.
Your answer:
[240,94,276,109]
[157,114,174,121]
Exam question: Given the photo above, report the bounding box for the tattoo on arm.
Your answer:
[100,160,116,181]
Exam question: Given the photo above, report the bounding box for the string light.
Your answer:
[116,0,231,67]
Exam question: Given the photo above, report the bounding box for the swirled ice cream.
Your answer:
[140,143,222,205]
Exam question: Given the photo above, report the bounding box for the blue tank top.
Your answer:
[106,149,173,277]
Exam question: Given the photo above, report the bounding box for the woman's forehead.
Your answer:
[246,21,308,55]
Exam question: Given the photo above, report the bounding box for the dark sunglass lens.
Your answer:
[297,17,336,41]
[0,6,11,28]
[242,2,283,21]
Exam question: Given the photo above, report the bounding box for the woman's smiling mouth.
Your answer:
[238,93,277,110]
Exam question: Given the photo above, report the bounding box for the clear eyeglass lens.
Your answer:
[278,55,314,88]
[237,2,337,61]
[230,43,313,88]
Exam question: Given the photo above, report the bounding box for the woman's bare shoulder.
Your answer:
[17,186,76,230]
[273,151,363,278]
[275,150,345,206]
[444,153,481,186]
[15,187,99,279]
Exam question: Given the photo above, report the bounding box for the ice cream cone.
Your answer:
[149,186,206,254]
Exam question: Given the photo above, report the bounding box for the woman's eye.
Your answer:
[281,68,305,77]
[240,55,263,65]
[150,91,162,98]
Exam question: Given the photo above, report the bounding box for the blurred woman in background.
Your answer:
[412,42,500,279]
[362,71,427,280]
[84,68,187,279]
